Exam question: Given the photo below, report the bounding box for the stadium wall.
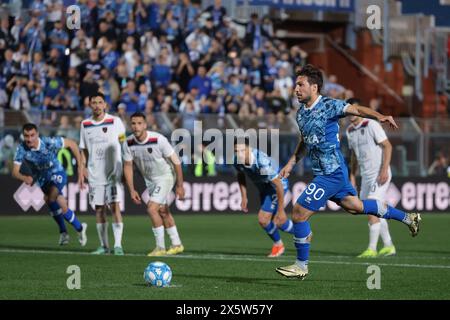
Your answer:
[1,174,448,215]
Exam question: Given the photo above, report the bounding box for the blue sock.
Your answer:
[48,202,67,233]
[63,209,83,232]
[293,221,311,264]
[279,219,294,234]
[363,199,407,223]
[263,221,281,242]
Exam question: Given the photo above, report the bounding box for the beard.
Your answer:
[297,95,311,104]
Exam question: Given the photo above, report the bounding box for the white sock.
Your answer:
[379,219,393,247]
[152,226,165,249]
[112,222,124,248]
[165,225,182,246]
[96,222,109,248]
[368,222,381,251]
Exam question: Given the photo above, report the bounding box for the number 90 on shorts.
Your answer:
[296,169,357,211]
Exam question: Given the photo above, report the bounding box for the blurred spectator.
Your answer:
[237,13,272,52]
[120,80,140,113]
[263,55,278,92]
[0,134,16,174]
[78,49,104,81]
[226,74,244,99]
[188,65,212,99]
[369,97,381,112]
[204,0,227,30]
[7,75,30,110]
[274,67,294,102]
[151,53,172,87]
[56,114,78,141]
[324,74,345,98]
[428,151,449,176]
[194,143,217,177]
[48,20,69,56]
[175,52,195,92]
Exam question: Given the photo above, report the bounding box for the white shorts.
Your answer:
[145,176,175,205]
[89,183,120,207]
[360,173,392,201]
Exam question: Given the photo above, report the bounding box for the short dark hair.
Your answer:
[346,98,361,105]
[234,136,250,147]
[296,64,323,93]
[130,112,146,121]
[89,92,106,102]
[22,123,38,132]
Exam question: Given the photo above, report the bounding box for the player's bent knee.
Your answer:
[292,204,311,223]
[273,215,287,226]
[257,215,271,227]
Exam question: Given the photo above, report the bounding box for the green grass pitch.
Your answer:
[0,213,449,300]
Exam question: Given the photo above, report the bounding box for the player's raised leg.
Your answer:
[161,206,184,255]
[147,201,167,256]
[339,196,421,237]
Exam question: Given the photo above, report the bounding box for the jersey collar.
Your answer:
[91,113,109,125]
[244,149,256,168]
[353,119,369,129]
[30,138,42,151]
[304,95,322,110]
[133,131,149,145]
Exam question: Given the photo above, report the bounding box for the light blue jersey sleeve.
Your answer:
[327,98,350,120]
[42,136,64,153]
[13,144,25,164]
[256,152,279,181]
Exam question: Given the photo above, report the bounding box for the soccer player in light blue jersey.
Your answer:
[234,138,294,258]
[12,123,88,246]
[275,64,421,279]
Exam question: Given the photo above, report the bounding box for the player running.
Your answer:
[346,98,396,258]
[12,123,87,246]
[276,64,421,279]
[79,92,126,255]
[234,138,294,258]
[123,112,185,256]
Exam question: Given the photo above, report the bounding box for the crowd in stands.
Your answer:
[0,0,314,126]
[1,0,445,177]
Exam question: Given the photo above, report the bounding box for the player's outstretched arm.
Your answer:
[237,172,248,212]
[280,137,305,178]
[345,104,399,129]
[63,138,85,189]
[169,153,185,200]
[271,177,285,215]
[11,163,33,185]
[378,139,392,185]
[123,160,141,204]
[349,150,358,190]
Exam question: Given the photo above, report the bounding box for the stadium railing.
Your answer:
[1,110,449,177]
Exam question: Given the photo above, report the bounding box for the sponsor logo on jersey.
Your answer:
[305,134,320,144]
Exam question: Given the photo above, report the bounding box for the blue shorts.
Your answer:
[41,170,67,195]
[260,187,289,214]
[296,168,356,211]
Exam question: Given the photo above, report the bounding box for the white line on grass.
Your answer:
[1,248,450,270]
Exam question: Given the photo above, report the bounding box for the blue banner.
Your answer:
[237,0,354,12]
